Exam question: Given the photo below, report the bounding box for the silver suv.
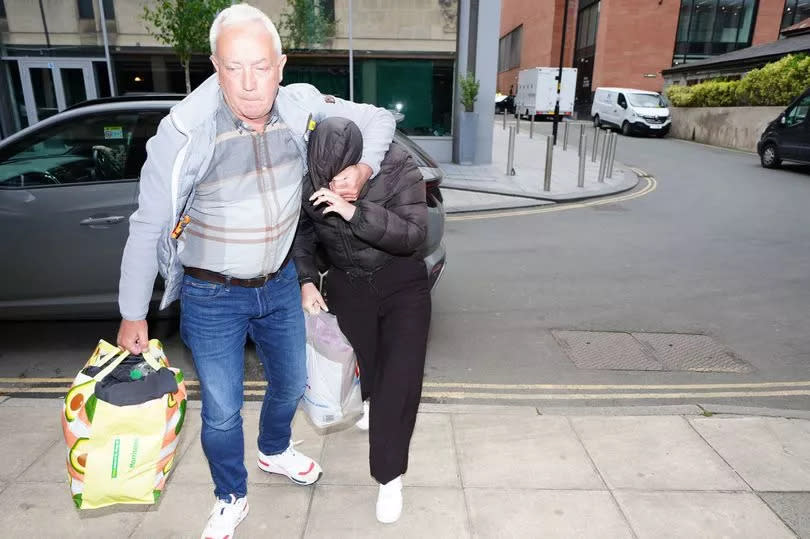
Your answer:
[0,95,446,319]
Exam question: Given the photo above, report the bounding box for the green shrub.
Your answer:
[667,54,810,107]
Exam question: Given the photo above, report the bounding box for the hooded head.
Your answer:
[307,117,364,189]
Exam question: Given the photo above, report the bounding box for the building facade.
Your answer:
[0,0,458,143]
[498,0,804,116]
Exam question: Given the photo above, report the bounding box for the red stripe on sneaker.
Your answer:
[299,462,315,476]
[258,459,270,467]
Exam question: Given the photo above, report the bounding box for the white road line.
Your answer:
[418,390,810,401]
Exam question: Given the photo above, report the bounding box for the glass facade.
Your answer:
[673,0,758,64]
[782,0,810,28]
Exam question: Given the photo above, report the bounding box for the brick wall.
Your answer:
[752,0,786,45]
[591,0,680,93]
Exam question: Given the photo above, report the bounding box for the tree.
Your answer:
[142,0,231,93]
[278,0,336,50]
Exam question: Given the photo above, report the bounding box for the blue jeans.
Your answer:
[180,261,307,499]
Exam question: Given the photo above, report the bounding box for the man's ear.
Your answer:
[277,54,288,83]
[210,55,220,74]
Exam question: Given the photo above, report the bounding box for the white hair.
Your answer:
[209,3,282,57]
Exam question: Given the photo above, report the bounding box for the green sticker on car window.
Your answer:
[104,126,124,140]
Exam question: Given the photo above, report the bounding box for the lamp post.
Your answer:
[551,0,570,145]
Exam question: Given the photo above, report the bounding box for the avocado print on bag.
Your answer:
[61,339,188,510]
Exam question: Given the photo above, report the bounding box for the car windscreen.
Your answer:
[628,93,665,108]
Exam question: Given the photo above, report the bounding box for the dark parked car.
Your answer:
[758,89,810,168]
[0,95,446,319]
[495,94,515,114]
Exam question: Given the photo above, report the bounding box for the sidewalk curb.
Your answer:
[440,166,642,204]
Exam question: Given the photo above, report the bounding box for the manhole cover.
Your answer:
[632,333,752,373]
[552,330,662,370]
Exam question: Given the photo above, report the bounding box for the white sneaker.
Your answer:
[257,441,322,485]
[356,400,370,431]
[376,475,403,524]
[200,494,249,539]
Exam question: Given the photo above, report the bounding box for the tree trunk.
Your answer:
[183,61,191,94]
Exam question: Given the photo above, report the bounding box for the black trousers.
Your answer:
[326,257,431,484]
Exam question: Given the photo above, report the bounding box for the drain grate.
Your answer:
[552,330,751,373]
[552,330,662,371]
[633,332,752,373]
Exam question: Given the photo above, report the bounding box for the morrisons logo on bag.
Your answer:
[111,438,121,479]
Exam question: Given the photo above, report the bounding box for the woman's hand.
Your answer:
[310,187,357,221]
[301,282,328,315]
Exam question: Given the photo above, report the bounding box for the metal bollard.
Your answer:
[516,112,521,135]
[592,128,602,163]
[503,110,507,129]
[578,124,585,157]
[597,132,609,183]
[543,135,553,191]
[506,126,516,176]
[529,113,535,139]
[577,131,586,188]
[563,122,569,151]
[607,132,618,179]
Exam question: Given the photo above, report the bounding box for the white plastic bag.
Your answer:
[301,312,363,429]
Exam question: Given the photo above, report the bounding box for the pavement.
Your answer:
[4,397,810,538]
[440,116,640,214]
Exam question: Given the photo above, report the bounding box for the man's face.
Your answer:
[212,21,286,124]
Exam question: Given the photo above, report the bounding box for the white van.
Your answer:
[591,87,671,137]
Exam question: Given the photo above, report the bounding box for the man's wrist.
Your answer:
[356,163,373,181]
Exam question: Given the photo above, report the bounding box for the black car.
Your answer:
[495,94,515,114]
[758,89,810,169]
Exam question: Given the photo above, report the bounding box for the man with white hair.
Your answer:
[116,4,395,537]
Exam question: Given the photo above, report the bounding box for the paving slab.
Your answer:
[452,414,602,489]
[170,410,323,487]
[571,416,747,490]
[759,492,810,538]
[132,483,311,538]
[466,488,633,539]
[0,405,63,481]
[698,405,810,420]
[614,490,796,539]
[418,403,538,416]
[0,482,146,538]
[304,485,469,538]
[320,412,459,487]
[690,417,810,491]
[539,405,703,416]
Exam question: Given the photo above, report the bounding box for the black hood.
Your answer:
[307,117,364,190]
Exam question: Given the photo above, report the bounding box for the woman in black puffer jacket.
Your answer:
[292,117,430,524]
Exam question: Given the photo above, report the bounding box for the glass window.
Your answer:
[628,93,666,108]
[617,93,628,108]
[0,112,140,189]
[785,95,810,126]
[782,0,810,28]
[498,26,522,72]
[673,0,758,64]
[77,0,114,20]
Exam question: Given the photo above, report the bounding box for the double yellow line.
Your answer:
[3,378,809,402]
[446,169,657,222]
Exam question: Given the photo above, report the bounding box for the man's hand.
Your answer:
[330,163,372,201]
[117,319,149,354]
[301,282,328,315]
[310,188,357,221]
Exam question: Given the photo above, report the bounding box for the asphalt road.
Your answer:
[3,122,810,411]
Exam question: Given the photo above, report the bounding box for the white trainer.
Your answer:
[200,494,249,539]
[356,400,370,431]
[376,475,403,524]
[257,441,323,485]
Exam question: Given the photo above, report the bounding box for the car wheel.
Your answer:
[621,121,632,136]
[760,142,781,169]
[593,115,601,128]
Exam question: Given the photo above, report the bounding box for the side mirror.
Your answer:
[619,102,627,109]
[779,115,786,125]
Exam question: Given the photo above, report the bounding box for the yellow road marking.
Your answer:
[418,390,810,401]
[446,174,656,222]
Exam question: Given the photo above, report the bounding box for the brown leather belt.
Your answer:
[184,259,289,288]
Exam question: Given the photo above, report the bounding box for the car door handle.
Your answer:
[80,215,126,226]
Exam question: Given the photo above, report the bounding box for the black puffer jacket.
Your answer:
[293,117,427,284]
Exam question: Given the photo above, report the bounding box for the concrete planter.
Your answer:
[457,111,479,164]
[670,106,783,153]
